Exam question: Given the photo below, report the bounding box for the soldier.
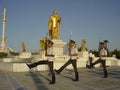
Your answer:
[55,40,79,81]
[26,39,56,84]
[86,50,95,69]
[87,42,108,78]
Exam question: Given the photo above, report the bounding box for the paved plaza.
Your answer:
[0,66,120,90]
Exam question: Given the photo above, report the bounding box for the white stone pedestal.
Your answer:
[52,39,67,56]
[79,51,88,58]
[19,52,32,58]
[2,58,13,62]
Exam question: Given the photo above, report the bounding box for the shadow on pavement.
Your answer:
[26,71,48,90]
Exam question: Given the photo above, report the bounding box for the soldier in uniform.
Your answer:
[26,40,56,84]
[55,40,79,81]
[87,42,108,78]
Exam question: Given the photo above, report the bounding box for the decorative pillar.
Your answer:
[1,7,6,50]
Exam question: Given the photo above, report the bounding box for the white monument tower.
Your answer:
[0,7,7,52]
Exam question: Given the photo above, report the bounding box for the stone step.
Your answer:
[0,59,120,72]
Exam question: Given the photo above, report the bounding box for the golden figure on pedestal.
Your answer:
[21,41,26,53]
[80,39,87,51]
[40,37,47,51]
[48,10,61,39]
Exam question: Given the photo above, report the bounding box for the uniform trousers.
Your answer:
[91,58,108,77]
[28,60,55,83]
[57,59,79,80]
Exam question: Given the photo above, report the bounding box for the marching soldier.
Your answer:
[55,40,79,81]
[26,39,56,84]
[87,42,108,78]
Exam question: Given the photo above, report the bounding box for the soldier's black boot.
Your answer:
[26,63,32,69]
[54,69,60,74]
[26,63,37,69]
[103,70,108,78]
[73,72,79,81]
[49,75,55,84]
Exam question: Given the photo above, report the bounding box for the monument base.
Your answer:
[0,56,119,72]
[79,51,88,58]
[19,52,32,58]
[0,47,9,53]
[52,39,67,56]
[0,53,119,72]
[39,39,67,58]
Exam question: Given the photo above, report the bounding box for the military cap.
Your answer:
[47,39,54,44]
[99,42,104,45]
[69,40,75,44]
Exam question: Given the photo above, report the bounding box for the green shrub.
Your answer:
[112,49,120,59]
[9,51,19,56]
[0,52,7,58]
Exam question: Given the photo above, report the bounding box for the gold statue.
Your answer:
[48,10,61,39]
[21,41,26,52]
[80,39,87,51]
[40,37,47,51]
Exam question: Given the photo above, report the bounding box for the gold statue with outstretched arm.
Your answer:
[48,10,61,39]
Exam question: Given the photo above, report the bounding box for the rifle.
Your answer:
[68,32,72,55]
[45,33,48,56]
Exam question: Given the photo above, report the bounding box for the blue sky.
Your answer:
[0,0,120,52]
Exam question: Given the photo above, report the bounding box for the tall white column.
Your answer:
[1,7,6,49]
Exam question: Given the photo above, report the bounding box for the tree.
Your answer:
[112,49,120,59]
